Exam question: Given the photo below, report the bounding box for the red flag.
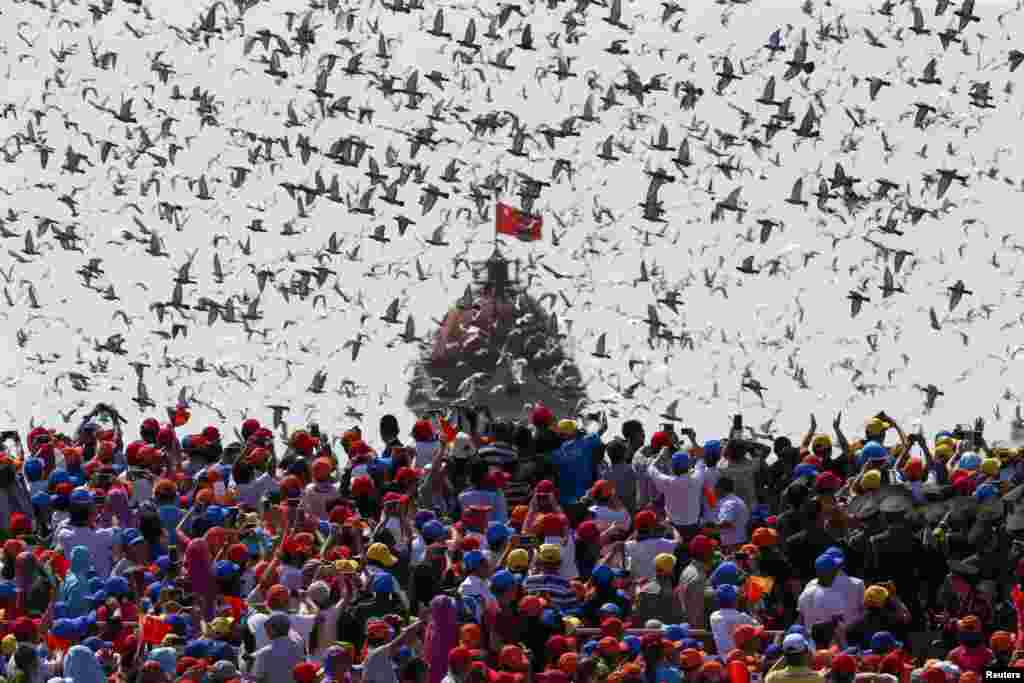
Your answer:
[141,615,172,645]
[223,595,245,620]
[496,202,542,242]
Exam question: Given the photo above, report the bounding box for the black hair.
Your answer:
[514,424,534,455]
[468,459,489,488]
[622,420,644,443]
[138,507,163,546]
[69,504,91,526]
[606,438,628,465]
[232,460,254,485]
[715,477,735,494]
[773,436,792,454]
[0,463,15,488]
[492,421,514,442]
[784,653,805,667]
[380,415,399,439]
[811,620,836,648]
[401,657,428,683]
[13,643,38,678]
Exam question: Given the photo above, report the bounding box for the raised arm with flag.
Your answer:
[495,201,543,242]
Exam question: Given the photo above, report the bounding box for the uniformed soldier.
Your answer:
[844,495,882,579]
[866,492,925,630]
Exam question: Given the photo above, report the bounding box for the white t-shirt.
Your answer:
[625,537,677,581]
[710,607,757,655]
[798,580,852,631]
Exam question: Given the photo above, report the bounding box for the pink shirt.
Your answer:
[949,645,992,673]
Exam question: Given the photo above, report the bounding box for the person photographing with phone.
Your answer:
[646,444,708,540]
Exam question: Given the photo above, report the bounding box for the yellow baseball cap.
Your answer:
[335,559,360,574]
[556,419,577,436]
[981,458,1001,477]
[866,417,887,435]
[811,434,832,449]
[506,549,530,571]
[538,543,562,564]
[860,470,882,490]
[654,553,676,576]
[864,585,889,608]
[208,617,234,638]
[934,443,955,461]
[366,542,398,567]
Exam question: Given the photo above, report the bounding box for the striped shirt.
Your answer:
[523,572,580,612]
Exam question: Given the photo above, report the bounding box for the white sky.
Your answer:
[1,0,1023,445]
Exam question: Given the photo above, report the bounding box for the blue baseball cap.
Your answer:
[869,631,900,653]
[598,603,622,617]
[782,634,809,653]
[83,636,113,652]
[215,560,240,578]
[793,464,819,479]
[823,547,845,564]
[975,482,999,501]
[23,458,44,481]
[486,522,511,548]
[52,618,81,640]
[672,451,690,470]
[715,584,738,607]
[623,635,642,656]
[205,505,227,525]
[815,554,841,574]
[105,576,130,597]
[414,510,436,530]
[663,624,689,642]
[710,561,741,587]
[960,452,982,471]
[69,487,94,506]
[30,492,51,508]
[490,569,519,594]
[184,639,211,658]
[421,520,447,543]
[703,440,722,459]
[591,565,614,586]
[463,550,486,572]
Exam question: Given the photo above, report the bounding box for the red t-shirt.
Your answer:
[949,645,993,673]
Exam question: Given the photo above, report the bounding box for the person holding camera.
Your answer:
[647,447,707,540]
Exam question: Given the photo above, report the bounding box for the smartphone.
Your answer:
[733,414,743,432]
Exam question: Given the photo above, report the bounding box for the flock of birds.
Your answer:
[2,0,1024,441]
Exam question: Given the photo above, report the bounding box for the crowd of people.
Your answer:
[0,401,1022,683]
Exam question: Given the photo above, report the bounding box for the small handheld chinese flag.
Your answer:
[496,202,542,242]
[142,615,173,645]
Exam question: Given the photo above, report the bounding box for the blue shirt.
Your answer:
[656,666,683,683]
[552,434,603,506]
